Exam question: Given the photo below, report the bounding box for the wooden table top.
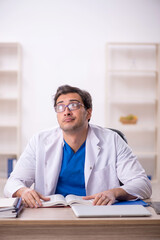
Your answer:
[0,182,159,226]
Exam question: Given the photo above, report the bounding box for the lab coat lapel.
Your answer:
[85,126,100,190]
[44,129,64,195]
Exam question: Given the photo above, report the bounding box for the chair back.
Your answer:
[108,128,128,144]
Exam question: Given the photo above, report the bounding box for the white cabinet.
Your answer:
[106,43,160,182]
[0,43,21,178]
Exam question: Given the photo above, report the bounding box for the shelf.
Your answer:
[0,125,18,128]
[106,42,160,181]
[115,125,156,133]
[0,97,19,101]
[0,43,20,71]
[108,70,158,74]
[135,152,157,158]
[109,99,156,104]
[0,42,21,178]
[0,42,20,47]
[107,42,159,46]
[0,68,19,101]
[107,43,157,71]
[0,70,18,74]
[0,151,18,155]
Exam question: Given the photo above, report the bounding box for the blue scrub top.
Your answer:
[55,140,86,197]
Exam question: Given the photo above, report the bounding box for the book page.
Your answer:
[42,194,67,207]
[65,195,93,206]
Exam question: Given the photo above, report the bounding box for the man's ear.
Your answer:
[87,108,92,122]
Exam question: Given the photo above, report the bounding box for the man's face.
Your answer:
[56,93,92,133]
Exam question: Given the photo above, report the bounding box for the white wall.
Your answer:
[0,0,160,151]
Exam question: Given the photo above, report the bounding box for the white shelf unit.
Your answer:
[0,43,21,179]
[106,43,160,182]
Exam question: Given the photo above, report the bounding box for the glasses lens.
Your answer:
[68,102,80,110]
[55,104,65,113]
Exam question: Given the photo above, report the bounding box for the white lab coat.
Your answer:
[4,124,152,199]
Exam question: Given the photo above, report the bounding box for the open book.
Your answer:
[41,194,93,207]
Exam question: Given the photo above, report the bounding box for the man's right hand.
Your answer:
[13,187,50,208]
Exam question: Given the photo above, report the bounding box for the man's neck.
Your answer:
[63,127,88,153]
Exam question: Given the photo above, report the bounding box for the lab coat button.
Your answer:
[90,166,92,170]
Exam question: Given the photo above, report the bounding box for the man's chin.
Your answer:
[60,124,79,132]
[61,127,75,132]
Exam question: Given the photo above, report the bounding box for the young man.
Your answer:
[4,85,152,208]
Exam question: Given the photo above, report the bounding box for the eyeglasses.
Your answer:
[55,102,84,113]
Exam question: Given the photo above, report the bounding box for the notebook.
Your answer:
[71,205,151,218]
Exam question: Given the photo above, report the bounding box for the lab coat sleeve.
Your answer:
[116,135,152,199]
[4,136,36,198]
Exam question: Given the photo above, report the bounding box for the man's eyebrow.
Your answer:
[56,99,80,105]
[69,99,80,102]
[56,100,63,104]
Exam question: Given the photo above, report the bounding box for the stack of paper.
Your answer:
[0,197,23,218]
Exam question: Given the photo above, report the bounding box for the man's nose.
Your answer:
[64,106,72,115]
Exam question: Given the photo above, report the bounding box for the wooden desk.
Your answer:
[0,183,160,240]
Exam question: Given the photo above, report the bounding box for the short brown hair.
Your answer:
[54,85,92,110]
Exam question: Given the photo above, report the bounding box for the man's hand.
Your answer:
[83,189,116,205]
[83,188,136,205]
[13,187,50,208]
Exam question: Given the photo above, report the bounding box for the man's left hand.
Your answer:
[83,188,136,205]
[83,189,116,205]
